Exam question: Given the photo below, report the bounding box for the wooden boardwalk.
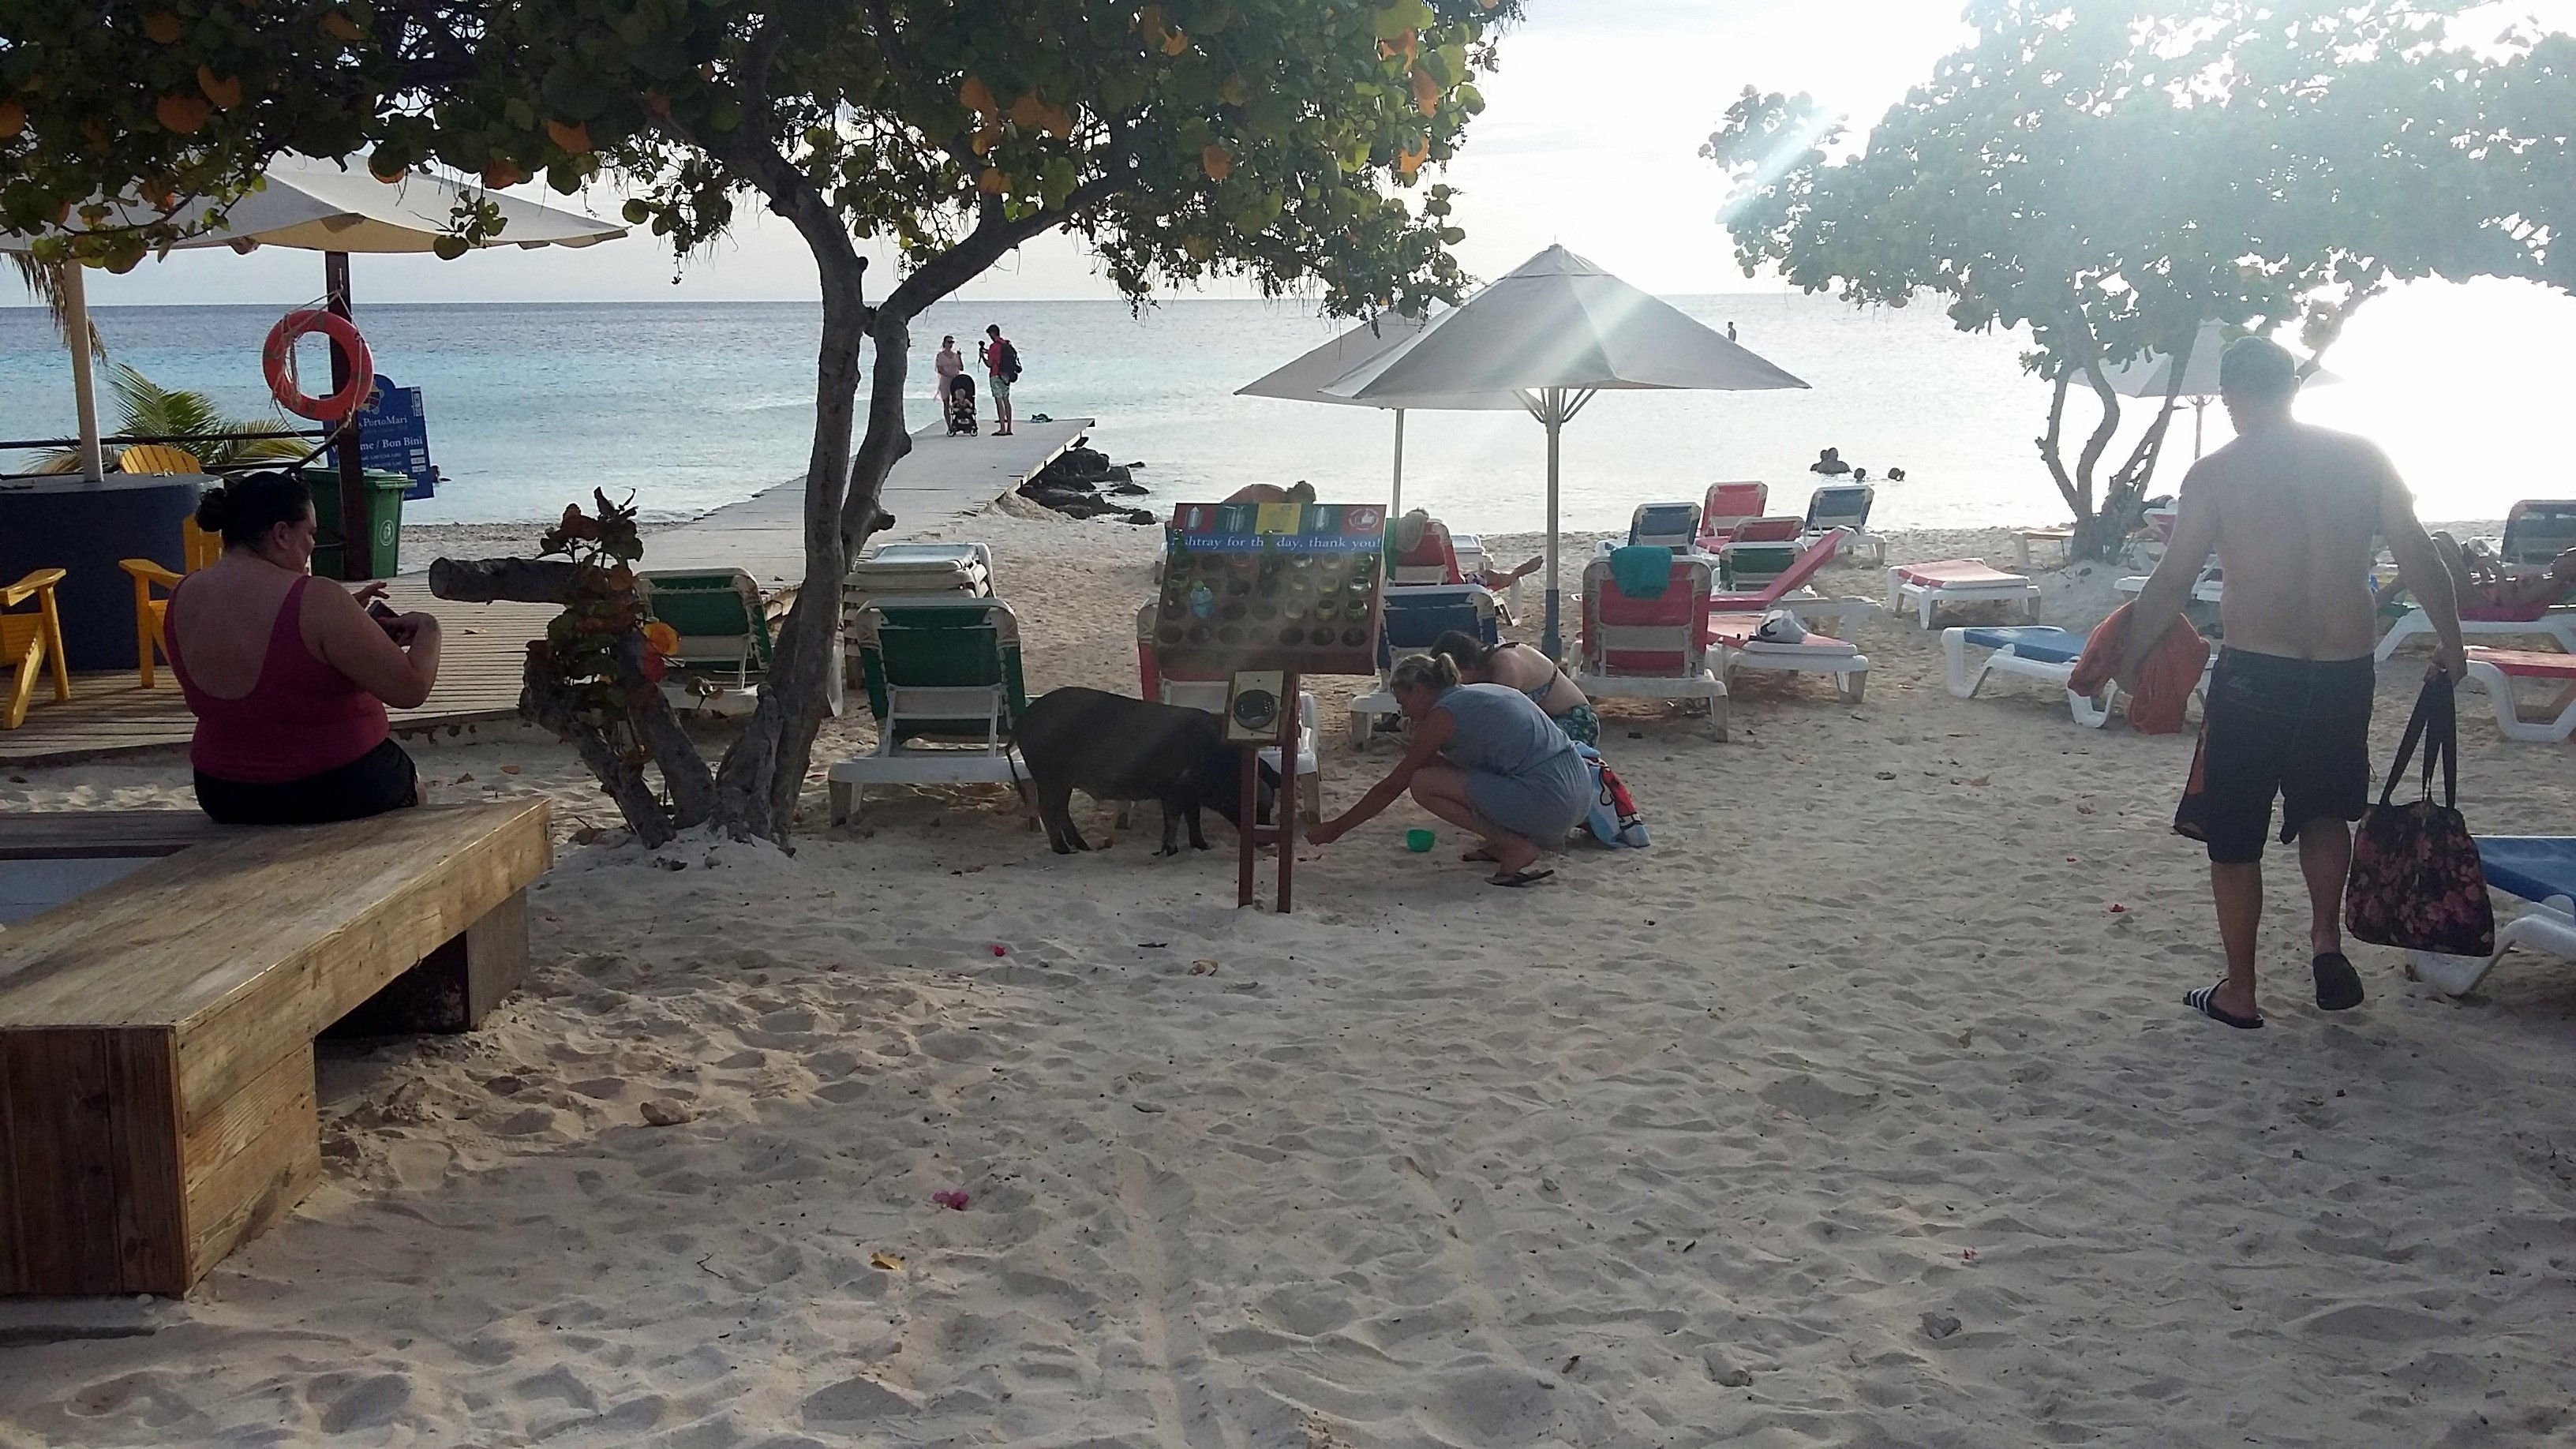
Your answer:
[0,420,1094,767]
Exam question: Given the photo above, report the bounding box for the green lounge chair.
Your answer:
[828,597,1028,825]
[638,569,775,691]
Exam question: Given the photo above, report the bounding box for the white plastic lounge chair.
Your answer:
[1628,502,1703,550]
[1707,612,1869,704]
[2462,648,2576,743]
[845,542,998,683]
[2376,604,2576,661]
[1943,625,2117,727]
[638,570,777,717]
[2409,837,2576,996]
[1888,560,2042,628]
[1574,553,1728,740]
[1346,585,1501,745]
[2016,526,2075,571]
[1801,485,1886,566]
[827,597,1028,824]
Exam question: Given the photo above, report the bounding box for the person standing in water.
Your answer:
[2121,336,2464,1031]
[980,324,1020,436]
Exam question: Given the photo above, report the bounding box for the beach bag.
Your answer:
[2345,675,2493,956]
[1574,743,1649,849]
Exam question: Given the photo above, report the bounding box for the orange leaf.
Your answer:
[0,102,23,140]
[320,11,362,40]
[197,67,243,110]
[545,118,591,153]
[979,167,1009,194]
[483,159,523,189]
[959,76,996,120]
[154,94,211,135]
[1162,27,1189,56]
[1201,144,1232,182]
[143,9,182,43]
[643,622,680,657]
[1411,69,1440,118]
[1397,137,1428,176]
[1008,92,1047,131]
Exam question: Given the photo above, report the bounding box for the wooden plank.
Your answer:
[179,1043,316,1293]
[107,1030,188,1294]
[0,1032,128,1294]
[327,887,529,1036]
[0,811,232,861]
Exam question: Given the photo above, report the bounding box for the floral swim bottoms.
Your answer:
[1552,702,1601,747]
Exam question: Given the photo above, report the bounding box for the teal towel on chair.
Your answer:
[1609,545,1673,599]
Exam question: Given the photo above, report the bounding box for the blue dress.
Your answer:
[1434,683,1593,842]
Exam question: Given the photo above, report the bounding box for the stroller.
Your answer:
[944,373,979,436]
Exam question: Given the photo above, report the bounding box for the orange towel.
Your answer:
[2069,602,2209,735]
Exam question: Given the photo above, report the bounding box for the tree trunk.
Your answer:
[706,251,874,841]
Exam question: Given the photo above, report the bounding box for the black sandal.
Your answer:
[2185,981,2264,1030]
[1488,867,1556,888]
[2312,953,2364,1012]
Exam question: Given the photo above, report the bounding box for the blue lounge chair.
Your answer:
[2412,837,2576,997]
[1941,624,2117,727]
[1347,584,1501,744]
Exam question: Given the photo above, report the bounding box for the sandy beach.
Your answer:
[3,503,2573,1448]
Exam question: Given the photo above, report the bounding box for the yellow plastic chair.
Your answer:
[115,445,220,687]
[2,568,71,729]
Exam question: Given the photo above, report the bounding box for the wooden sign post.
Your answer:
[1152,502,1386,915]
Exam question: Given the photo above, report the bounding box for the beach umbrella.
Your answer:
[2102,319,2337,460]
[1320,244,1809,657]
[5,155,624,485]
[1234,309,1516,516]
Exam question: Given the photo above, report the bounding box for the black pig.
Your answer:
[1014,687,1267,856]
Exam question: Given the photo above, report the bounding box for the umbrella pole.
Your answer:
[2192,398,2206,461]
[1542,389,1563,661]
[1389,408,1405,516]
[324,251,370,582]
[63,263,104,483]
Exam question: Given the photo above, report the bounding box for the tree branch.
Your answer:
[428,556,578,604]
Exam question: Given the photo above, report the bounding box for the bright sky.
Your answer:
[38,0,2576,307]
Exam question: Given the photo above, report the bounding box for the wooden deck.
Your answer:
[0,420,1094,767]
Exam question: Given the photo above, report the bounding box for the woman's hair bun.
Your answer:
[193,485,230,533]
[1389,652,1461,692]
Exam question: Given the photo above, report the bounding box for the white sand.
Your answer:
[5,506,2574,1447]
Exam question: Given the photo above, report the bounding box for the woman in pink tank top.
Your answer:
[165,471,444,825]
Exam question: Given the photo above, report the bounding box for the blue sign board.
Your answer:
[331,374,436,500]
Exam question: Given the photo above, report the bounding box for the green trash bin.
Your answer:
[303,466,410,579]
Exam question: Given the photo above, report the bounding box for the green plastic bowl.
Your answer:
[1405,828,1436,853]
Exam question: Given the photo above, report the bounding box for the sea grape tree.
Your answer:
[1707,0,2552,558]
[2,0,1519,841]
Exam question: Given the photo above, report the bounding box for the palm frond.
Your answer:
[9,256,107,360]
[32,365,309,473]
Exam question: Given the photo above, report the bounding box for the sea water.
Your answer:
[2,283,2560,530]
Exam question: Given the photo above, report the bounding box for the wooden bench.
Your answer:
[0,800,550,1296]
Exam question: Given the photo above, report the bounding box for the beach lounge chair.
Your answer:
[638,569,775,696]
[2017,526,2075,571]
[1707,612,1868,704]
[846,541,998,688]
[2499,500,2576,571]
[1346,584,1501,744]
[1574,553,1728,739]
[1719,537,1800,593]
[1704,528,1874,635]
[1942,625,2117,727]
[2,569,70,730]
[1694,481,1769,549]
[2409,837,2576,997]
[1802,485,1886,566]
[828,597,1028,824]
[2461,648,2576,743]
[1888,560,2042,628]
[118,490,224,689]
[2376,602,2576,661]
[1628,502,1702,549]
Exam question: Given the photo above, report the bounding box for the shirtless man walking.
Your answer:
[2119,336,2465,1030]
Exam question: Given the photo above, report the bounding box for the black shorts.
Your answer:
[2174,650,2374,864]
[195,738,421,826]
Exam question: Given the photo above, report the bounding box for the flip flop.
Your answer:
[1488,867,1556,888]
[2185,981,2264,1030]
[2312,953,2364,1011]
[1460,847,1500,863]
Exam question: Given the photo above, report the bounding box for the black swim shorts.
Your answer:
[195,737,421,826]
[2174,650,2375,865]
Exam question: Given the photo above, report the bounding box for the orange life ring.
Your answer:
[261,309,375,421]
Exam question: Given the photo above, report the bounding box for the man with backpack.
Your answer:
[980,324,1021,437]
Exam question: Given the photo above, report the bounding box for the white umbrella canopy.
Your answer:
[1235,309,1516,518]
[2102,319,2337,460]
[1321,244,1810,655]
[6,155,623,478]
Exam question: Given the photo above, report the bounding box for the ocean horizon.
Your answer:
[6,281,2565,534]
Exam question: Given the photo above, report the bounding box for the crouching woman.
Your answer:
[1305,653,1590,886]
